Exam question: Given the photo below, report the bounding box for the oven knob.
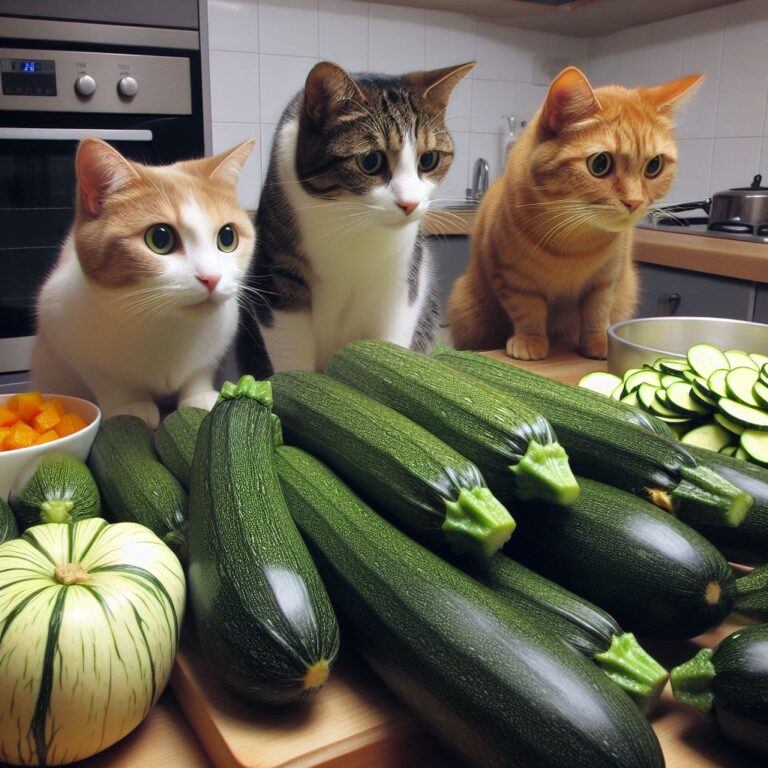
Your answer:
[117,76,138,98]
[75,74,97,97]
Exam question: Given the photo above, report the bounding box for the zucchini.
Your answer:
[725,367,760,407]
[188,377,339,704]
[434,348,752,528]
[688,343,729,378]
[326,340,579,505]
[274,445,665,768]
[456,552,668,713]
[155,407,206,489]
[741,429,768,465]
[270,371,515,557]
[89,416,188,558]
[671,624,768,757]
[732,563,768,621]
[718,398,768,430]
[504,477,736,638]
[724,349,757,370]
[9,451,100,530]
[578,371,622,397]
[0,497,17,543]
[681,424,732,452]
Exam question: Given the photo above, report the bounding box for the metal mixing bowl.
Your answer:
[607,316,768,374]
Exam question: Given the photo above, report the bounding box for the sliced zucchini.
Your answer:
[661,374,684,389]
[579,372,622,398]
[666,382,711,416]
[707,369,729,399]
[714,413,746,436]
[621,392,640,407]
[682,370,697,384]
[725,367,760,407]
[735,447,750,461]
[749,353,768,369]
[680,424,733,453]
[688,344,729,379]
[693,376,715,397]
[754,380,768,409]
[718,399,768,431]
[636,383,660,412]
[624,370,662,393]
[719,445,738,457]
[652,389,685,418]
[724,349,757,370]
[610,383,623,400]
[740,430,768,466]
[658,359,690,375]
[761,363,768,387]
[690,384,718,410]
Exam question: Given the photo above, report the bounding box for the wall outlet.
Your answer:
[533,57,571,86]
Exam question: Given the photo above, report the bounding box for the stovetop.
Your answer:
[637,217,768,244]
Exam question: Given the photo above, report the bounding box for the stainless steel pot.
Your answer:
[709,174,768,231]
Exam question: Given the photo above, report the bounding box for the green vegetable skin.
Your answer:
[733,564,768,621]
[326,340,579,505]
[457,553,668,714]
[270,371,515,557]
[275,445,664,768]
[671,623,768,757]
[434,348,752,528]
[9,451,100,530]
[89,416,188,559]
[188,377,339,704]
[155,407,207,489]
[505,477,736,638]
[0,497,17,543]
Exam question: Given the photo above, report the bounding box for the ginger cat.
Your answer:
[449,67,702,360]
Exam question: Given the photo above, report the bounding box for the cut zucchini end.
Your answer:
[39,499,75,524]
[594,632,669,716]
[219,375,273,406]
[303,659,330,691]
[510,441,580,506]
[733,565,768,622]
[442,487,516,558]
[670,648,716,715]
[673,465,753,527]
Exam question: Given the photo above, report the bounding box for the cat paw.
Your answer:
[505,334,549,361]
[179,390,219,411]
[580,332,608,360]
[112,400,160,429]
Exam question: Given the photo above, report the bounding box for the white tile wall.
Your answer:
[587,0,768,203]
[207,0,589,209]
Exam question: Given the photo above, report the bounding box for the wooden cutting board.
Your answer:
[170,349,763,768]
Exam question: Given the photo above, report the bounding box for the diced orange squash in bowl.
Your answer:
[0,407,18,427]
[17,392,43,422]
[32,406,61,434]
[44,398,66,418]
[5,422,40,450]
[0,394,90,450]
[55,412,88,438]
[6,395,19,413]
[35,429,59,445]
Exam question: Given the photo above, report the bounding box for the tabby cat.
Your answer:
[32,137,255,427]
[449,67,702,360]
[237,60,473,376]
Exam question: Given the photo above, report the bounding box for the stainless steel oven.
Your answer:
[0,6,206,377]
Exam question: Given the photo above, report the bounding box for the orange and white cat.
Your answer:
[449,67,702,360]
[32,137,256,427]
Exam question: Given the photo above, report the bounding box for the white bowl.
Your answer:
[0,394,101,501]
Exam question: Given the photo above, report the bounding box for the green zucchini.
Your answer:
[456,553,668,713]
[0,497,17,543]
[275,445,664,768]
[188,376,339,704]
[505,477,736,638]
[270,371,515,557]
[671,623,768,757]
[9,451,100,530]
[732,564,768,620]
[155,407,206,489]
[89,416,187,558]
[326,340,578,505]
[434,348,752,528]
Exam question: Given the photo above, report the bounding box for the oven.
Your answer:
[0,10,206,378]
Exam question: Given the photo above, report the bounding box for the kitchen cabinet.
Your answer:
[428,235,472,323]
[754,286,768,325]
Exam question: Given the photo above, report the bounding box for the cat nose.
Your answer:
[197,274,221,293]
[396,201,419,216]
[621,199,643,213]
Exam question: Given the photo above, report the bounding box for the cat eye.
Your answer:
[645,155,664,178]
[587,152,613,178]
[356,151,385,175]
[418,151,441,173]
[144,224,176,255]
[217,224,239,253]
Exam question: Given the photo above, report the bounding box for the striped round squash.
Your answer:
[0,518,185,766]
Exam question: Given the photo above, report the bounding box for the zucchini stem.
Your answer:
[672,466,752,527]
[670,648,716,715]
[510,441,580,505]
[593,633,669,715]
[442,487,516,557]
[219,375,273,405]
[40,499,74,524]
[733,564,768,621]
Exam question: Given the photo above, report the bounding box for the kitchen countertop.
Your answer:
[423,210,768,284]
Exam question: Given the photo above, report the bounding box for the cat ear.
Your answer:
[642,74,704,112]
[207,139,256,186]
[76,138,139,215]
[542,67,601,134]
[305,61,365,123]
[417,62,475,111]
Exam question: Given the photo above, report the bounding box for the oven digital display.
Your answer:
[1,58,56,96]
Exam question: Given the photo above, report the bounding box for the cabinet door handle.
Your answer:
[657,292,681,316]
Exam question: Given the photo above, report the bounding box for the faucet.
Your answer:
[469,158,490,204]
